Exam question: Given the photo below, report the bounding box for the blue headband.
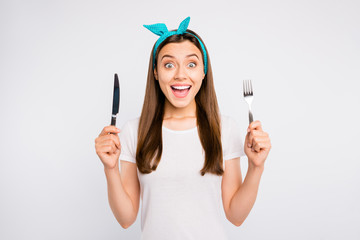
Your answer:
[143,16,208,74]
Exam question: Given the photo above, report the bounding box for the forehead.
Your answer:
[158,40,202,59]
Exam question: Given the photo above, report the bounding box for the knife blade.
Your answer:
[110,73,120,127]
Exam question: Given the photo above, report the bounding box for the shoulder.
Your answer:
[121,117,140,131]
[220,114,239,132]
[220,114,246,160]
[119,117,140,141]
[119,117,140,163]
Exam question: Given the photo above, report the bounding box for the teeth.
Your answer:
[172,85,191,90]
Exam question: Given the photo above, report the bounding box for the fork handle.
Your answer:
[249,111,253,124]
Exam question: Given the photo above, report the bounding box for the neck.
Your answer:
[163,99,197,120]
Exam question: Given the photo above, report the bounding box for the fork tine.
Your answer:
[243,80,246,96]
[244,79,249,96]
[246,80,250,95]
[249,79,253,95]
[243,79,254,124]
[243,79,248,96]
[243,79,254,96]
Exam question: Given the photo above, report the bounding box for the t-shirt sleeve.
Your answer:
[119,120,137,164]
[222,116,246,160]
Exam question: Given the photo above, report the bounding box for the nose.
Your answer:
[174,64,187,80]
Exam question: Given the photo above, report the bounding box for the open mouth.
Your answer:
[170,85,191,98]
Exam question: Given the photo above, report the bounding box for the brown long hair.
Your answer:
[136,29,223,176]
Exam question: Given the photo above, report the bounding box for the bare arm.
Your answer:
[224,120,270,226]
[227,165,264,226]
[104,164,139,229]
[95,125,140,229]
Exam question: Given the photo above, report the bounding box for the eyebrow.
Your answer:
[161,54,199,61]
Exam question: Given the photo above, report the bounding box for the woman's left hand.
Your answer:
[244,120,272,168]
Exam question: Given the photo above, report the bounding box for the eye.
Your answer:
[188,62,196,68]
[165,63,174,68]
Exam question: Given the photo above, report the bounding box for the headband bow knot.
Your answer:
[143,17,208,74]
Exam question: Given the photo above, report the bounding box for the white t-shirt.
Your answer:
[119,115,245,240]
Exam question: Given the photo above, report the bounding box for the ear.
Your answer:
[154,68,158,80]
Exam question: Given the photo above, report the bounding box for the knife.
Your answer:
[110,73,120,129]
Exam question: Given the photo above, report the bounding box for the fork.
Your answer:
[243,79,254,124]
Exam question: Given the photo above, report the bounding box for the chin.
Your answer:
[171,101,189,109]
[168,98,191,109]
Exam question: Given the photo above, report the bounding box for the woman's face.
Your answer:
[154,40,205,111]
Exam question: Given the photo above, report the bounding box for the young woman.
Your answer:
[95,17,271,240]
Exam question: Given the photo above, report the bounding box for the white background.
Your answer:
[1,0,359,239]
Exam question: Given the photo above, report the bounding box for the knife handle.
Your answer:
[111,115,117,128]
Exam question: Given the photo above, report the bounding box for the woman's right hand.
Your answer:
[95,126,121,170]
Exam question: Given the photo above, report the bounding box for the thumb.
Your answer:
[245,132,250,145]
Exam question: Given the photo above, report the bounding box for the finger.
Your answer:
[95,134,116,146]
[251,136,259,151]
[252,138,271,151]
[247,129,268,148]
[109,145,117,154]
[249,132,262,148]
[99,145,113,155]
[249,130,268,138]
[251,135,270,144]
[104,142,117,154]
[247,131,264,148]
[109,138,121,152]
[109,134,121,149]
[97,138,114,149]
[246,132,253,148]
[95,138,114,154]
[252,140,264,152]
[250,136,264,152]
[99,126,121,136]
[247,120,263,132]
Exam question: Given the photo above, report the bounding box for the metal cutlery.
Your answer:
[110,73,120,131]
[243,79,254,124]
